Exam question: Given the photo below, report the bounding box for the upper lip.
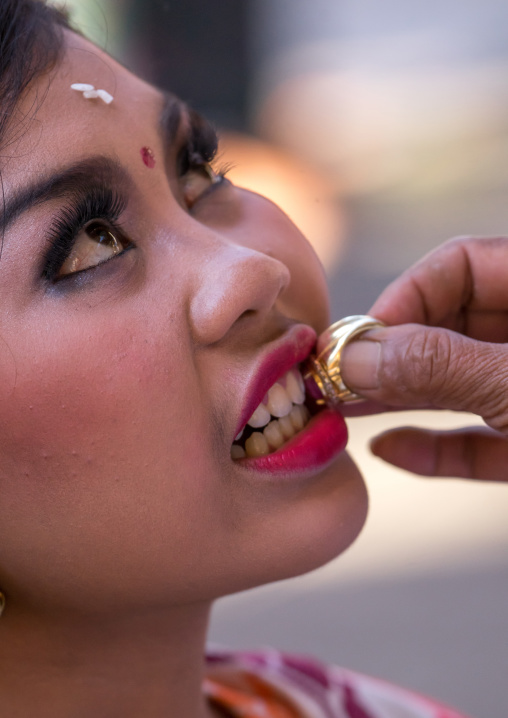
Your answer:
[233,323,317,439]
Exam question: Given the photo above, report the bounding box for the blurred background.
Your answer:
[54,2,508,716]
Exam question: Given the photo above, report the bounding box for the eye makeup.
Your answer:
[36,106,226,283]
[41,184,129,282]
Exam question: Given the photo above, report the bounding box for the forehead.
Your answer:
[3,32,164,193]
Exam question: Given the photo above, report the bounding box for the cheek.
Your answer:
[0,312,220,585]
[0,322,159,465]
[0,316,216,480]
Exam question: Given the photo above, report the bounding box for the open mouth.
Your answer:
[231,366,315,459]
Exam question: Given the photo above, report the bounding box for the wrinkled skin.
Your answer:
[341,235,508,482]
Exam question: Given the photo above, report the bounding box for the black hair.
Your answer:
[0,0,71,153]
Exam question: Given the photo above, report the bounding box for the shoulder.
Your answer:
[205,646,473,718]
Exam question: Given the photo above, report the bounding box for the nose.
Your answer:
[189,241,291,345]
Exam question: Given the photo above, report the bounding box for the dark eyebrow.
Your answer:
[0,93,183,243]
[0,156,133,238]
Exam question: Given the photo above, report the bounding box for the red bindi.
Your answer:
[140,146,156,168]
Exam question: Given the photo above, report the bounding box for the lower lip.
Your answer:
[237,409,348,475]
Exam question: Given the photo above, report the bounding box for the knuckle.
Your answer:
[397,329,454,398]
[480,364,508,434]
[378,324,508,421]
[457,347,508,432]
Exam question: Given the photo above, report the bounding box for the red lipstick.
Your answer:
[234,325,316,438]
[239,409,347,475]
[233,324,349,476]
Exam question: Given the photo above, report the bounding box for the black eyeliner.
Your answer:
[40,113,221,283]
[42,184,127,281]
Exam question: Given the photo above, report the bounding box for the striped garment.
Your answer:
[204,648,473,718]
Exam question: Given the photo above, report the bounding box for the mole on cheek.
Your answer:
[141,146,156,168]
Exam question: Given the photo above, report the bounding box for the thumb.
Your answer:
[340,324,508,433]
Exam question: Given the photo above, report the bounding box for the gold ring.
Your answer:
[305,315,385,404]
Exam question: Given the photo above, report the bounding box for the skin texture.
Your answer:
[0,33,367,718]
[340,235,508,482]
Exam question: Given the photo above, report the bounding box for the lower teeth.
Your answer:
[231,444,247,460]
[231,405,311,460]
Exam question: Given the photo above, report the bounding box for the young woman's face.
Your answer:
[0,34,367,613]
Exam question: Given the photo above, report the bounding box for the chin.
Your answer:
[217,452,369,598]
[278,455,369,581]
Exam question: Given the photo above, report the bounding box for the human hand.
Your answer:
[340,236,508,481]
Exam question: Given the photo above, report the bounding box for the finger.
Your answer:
[340,324,508,432]
[369,236,508,341]
[371,426,508,482]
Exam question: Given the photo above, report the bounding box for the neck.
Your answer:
[0,601,218,718]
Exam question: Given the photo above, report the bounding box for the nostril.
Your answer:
[189,243,291,346]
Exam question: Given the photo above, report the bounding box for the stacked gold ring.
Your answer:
[305,315,385,405]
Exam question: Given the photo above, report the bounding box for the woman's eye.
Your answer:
[179,162,223,209]
[58,221,131,278]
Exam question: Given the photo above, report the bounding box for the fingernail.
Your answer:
[341,340,381,391]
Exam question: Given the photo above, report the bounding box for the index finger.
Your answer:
[370,236,508,340]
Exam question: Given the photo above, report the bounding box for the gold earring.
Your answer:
[0,591,5,617]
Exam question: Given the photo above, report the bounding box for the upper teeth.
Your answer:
[231,368,309,460]
[246,403,271,428]
[247,368,305,429]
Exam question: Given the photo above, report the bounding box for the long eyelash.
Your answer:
[177,109,221,177]
[213,160,234,180]
[42,185,127,280]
